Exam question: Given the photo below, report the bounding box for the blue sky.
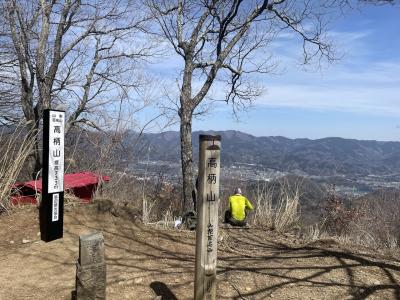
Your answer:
[145,3,400,141]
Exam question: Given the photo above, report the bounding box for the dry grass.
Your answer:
[302,222,332,242]
[274,179,301,232]
[0,126,36,214]
[251,178,300,232]
[151,207,176,229]
[252,182,274,228]
[91,169,181,226]
[304,223,322,241]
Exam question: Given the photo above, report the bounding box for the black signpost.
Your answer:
[40,109,65,242]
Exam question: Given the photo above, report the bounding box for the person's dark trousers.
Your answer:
[224,210,246,227]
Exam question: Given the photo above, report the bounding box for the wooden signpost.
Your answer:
[195,134,221,300]
[40,109,65,242]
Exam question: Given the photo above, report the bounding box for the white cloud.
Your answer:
[259,82,400,115]
[145,23,400,119]
[253,26,400,116]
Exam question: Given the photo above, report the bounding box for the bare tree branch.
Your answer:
[1,0,159,177]
[147,0,356,212]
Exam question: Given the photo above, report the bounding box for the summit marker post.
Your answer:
[195,134,221,300]
[40,109,65,242]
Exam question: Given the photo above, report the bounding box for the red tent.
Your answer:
[11,171,110,205]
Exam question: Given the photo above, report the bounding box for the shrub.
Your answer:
[0,126,36,214]
[322,184,359,236]
[319,185,399,250]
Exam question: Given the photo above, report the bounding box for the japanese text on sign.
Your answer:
[52,193,59,222]
[206,157,218,185]
[207,223,213,252]
[207,174,216,184]
[206,191,216,202]
[48,111,64,193]
[208,158,217,168]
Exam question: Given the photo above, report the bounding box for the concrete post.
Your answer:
[75,232,106,300]
[194,134,221,300]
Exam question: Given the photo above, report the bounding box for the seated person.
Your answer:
[224,188,254,226]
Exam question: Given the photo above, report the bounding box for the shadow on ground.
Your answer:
[1,204,400,299]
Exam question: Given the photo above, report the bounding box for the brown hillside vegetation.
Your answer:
[1,204,400,300]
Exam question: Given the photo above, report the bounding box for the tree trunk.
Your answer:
[20,82,42,179]
[26,115,42,179]
[180,109,195,214]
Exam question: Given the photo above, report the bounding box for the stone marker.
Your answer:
[75,232,106,300]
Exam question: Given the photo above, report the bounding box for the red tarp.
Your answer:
[11,171,110,205]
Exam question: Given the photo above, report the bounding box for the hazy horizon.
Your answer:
[146,128,400,143]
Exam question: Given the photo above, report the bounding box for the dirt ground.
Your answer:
[1,203,400,300]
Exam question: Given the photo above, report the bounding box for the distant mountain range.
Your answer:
[133,130,400,177]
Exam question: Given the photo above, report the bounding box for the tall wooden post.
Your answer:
[195,134,221,300]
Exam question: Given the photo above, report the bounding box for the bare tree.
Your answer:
[1,0,155,177]
[0,9,21,126]
[147,0,343,213]
[0,59,20,126]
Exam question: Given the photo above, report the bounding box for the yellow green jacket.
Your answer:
[229,194,254,221]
